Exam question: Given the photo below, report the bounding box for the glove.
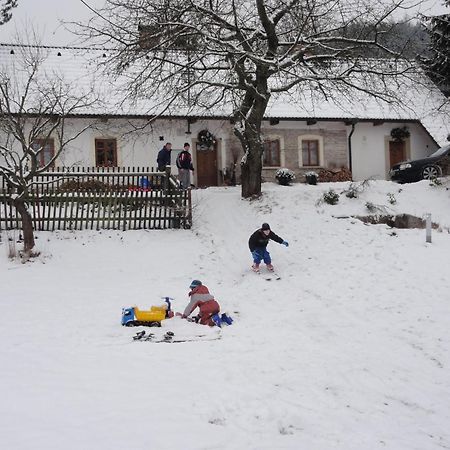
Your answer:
[282,241,289,247]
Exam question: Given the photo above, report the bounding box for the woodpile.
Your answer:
[318,167,352,182]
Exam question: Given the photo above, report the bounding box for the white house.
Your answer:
[1,43,449,187]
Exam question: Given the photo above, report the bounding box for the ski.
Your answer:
[265,272,281,281]
[251,266,280,280]
[132,330,221,343]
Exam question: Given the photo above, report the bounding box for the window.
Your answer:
[263,139,280,167]
[31,138,55,168]
[302,140,319,166]
[95,139,117,167]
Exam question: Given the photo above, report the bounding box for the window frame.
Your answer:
[302,139,320,167]
[31,138,55,168]
[298,135,324,168]
[263,138,281,167]
[95,138,118,167]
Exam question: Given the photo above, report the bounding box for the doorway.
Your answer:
[195,142,218,187]
[389,140,406,168]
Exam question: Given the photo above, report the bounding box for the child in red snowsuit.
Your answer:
[182,280,220,326]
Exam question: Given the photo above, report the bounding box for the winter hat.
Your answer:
[261,223,271,231]
[189,279,202,289]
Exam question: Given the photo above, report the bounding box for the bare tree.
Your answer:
[79,0,418,198]
[0,0,17,25]
[0,45,98,254]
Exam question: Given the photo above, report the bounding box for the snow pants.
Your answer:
[251,248,271,264]
[198,299,220,326]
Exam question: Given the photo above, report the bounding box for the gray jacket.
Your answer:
[183,285,215,317]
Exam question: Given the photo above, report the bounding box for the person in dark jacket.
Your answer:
[176,142,194,189]
[157,142,172,172]
[248,222,289,272]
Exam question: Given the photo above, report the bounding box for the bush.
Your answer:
[322,189,340,205]
[275,168,295,186]
[429,177,443,187]
[304,171,318,185]
[387,193,397,205]
[344,183,359,199]
[343,179,372,199]
[365,202,386,214]
[57,179,128,193]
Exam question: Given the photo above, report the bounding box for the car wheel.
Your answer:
[421,165,442,180]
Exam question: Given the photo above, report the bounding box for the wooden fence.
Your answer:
[0,166,177,194]
[0,167,192,231]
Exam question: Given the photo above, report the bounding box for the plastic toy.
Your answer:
[122,297,173,327]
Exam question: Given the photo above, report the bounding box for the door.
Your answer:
[196,142,218,187]
[389,141,406,168]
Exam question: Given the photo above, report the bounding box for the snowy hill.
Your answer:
[1,179,450,450]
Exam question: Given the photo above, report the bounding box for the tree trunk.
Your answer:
[14,199,35,253]
[236,90,269,199]
[241,140,263,198]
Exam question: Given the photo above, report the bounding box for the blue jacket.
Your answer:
[157,146,171,168]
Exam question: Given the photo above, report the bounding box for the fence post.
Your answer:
[425,213,432,243]
[186,189,192,229]
[164,167,171,191]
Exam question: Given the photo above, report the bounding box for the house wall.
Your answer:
[258,121,349,182]
[0,118,231,186]
[56,117,200,168]
[350,122,439,181]
[0,116,440,185]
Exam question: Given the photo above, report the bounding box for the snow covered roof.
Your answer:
[0,43,449,145]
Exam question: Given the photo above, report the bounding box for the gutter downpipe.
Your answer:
[348,121,356,179]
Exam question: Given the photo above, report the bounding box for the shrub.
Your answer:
[387,193,397,205]
[429,177,443,187]
[304,171,318,185]
[57,179,128,193]
[275,168,295,186]
[345,183,359,198]
[365,202,385,214]
[323,189,340,205]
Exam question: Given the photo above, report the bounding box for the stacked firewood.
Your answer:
[318,167,352,182]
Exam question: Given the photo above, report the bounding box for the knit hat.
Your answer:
[189,279,202,289]
[261,223,270,231]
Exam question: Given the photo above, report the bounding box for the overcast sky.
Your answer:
[0,0,449,47]
[0,0,104,46]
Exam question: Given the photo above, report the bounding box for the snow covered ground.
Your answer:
[1,179,450,450]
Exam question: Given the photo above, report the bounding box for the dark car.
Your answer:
[390,144,450,183]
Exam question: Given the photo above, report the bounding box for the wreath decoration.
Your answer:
[390,126,410,142]
[198,129,216,148]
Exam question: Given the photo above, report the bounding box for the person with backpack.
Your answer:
[176,142,194,189]
[248,222,289,273]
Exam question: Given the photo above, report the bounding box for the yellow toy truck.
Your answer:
[121,298,173,327]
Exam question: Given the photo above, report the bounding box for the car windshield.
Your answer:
[429,145,450,158]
